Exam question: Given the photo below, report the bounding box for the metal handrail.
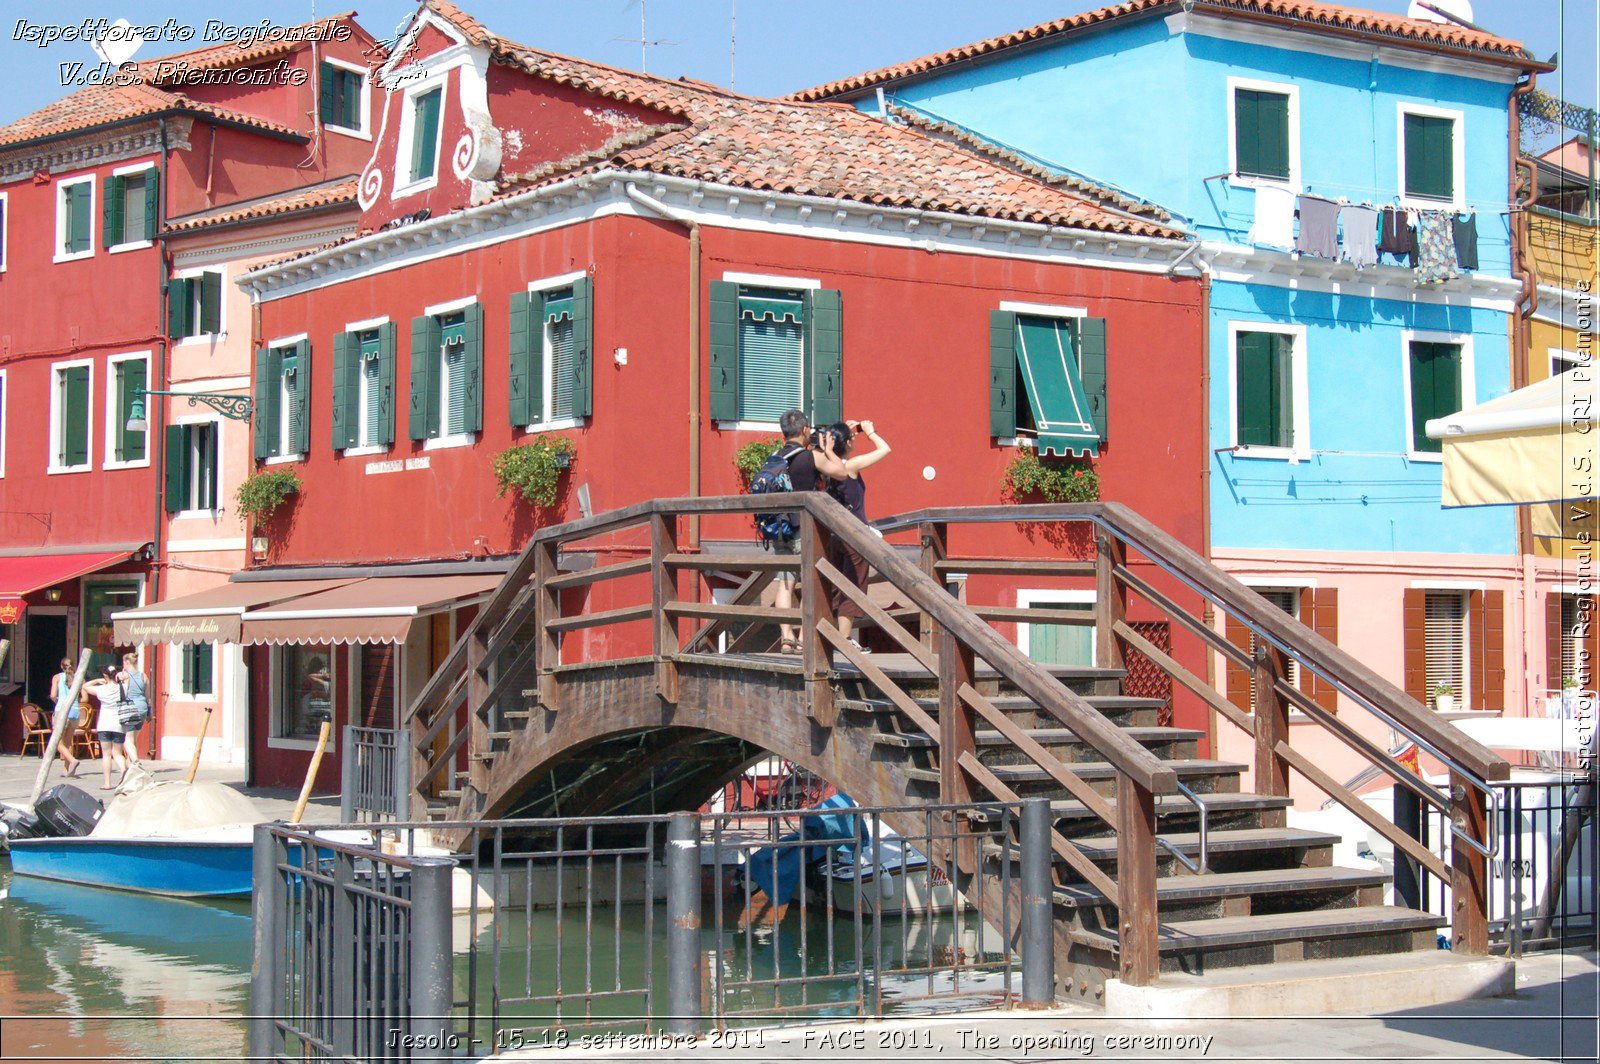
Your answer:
[1173,780,1209,873]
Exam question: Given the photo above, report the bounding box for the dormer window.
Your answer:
[319,59,369,136]
[399,84,444,191]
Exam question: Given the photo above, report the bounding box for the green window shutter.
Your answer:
[290,341,311,455]
[142,170,159,242]
[709,280,740,422]
[253,347,274,459]
[319,61,336,123]
[990,310,1018,437]
[199,272,221,335]
[411,88,442,182]
[570,277,593,418]
[1271,333,1295,449]
[508,290,539,426]
[409,315,441,440]
[164,424,188,512]
[376,322,397,445]
[1235,331,1275,448]
[1405,114,1454,201]
[194,642,214,696]
[1077,317,1109,444]
[1410,342,1461,452]
[463,303,484,433]
[1235,90,1289,181]
[102,174,125,249]
[332,331,358,449]
[62,365,89,466]
[168,278,193,339]
[116,358,147,461]
[805,288,843,427]
[67,182,91,253]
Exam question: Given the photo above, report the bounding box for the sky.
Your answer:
[0,0,1595,131]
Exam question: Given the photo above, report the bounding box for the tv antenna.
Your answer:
[615,0,677,74]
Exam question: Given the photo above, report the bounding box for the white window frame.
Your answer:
[264,332,308,466]
[1226,320,1310,461]
[168,640,219,702]
[172,413,223,518]
[320,56,372,139]
[1015,588,1096,662]
[716,270,819,432]
[0,189,9,273]
[1551,347,1586,376]
[107,161,157,253]
[0,367,7,478]
[1226,76,1301,190]
[1397,103,1466,211]
[103,351,153,470]
[174,264,228,346]
[54,175,95,263]
[341,315,391,456]
[267,643,339,752]
[524,271,589,432]
[393,74,449,199]
[1400,328,1475,463]
[422,296,477,451]
[48,357,94,474]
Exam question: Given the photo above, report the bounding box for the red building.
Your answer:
[0,14,380,753]
[105,2,1207,790]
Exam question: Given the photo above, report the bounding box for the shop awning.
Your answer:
[1426,371,1600,507]
[1015,317,1100,458]
[112,579,358,645]
[239,574,504,645]
[0,550,135,622]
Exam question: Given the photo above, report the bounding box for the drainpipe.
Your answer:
[1196,257,1216,761]
[625,183,703,549]
[1509,72,1540,717]
[149,117,171,759]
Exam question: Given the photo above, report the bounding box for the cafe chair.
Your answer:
[19,703,51,759]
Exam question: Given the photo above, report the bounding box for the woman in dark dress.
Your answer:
[814,419,892,650]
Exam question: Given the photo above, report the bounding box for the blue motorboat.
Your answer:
[6,831,258,897]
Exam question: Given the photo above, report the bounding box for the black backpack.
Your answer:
[749,446,804,543]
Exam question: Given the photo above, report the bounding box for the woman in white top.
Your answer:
[84,666,130,791]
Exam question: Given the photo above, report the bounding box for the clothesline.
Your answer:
[1247,187,1477,281]
[1205,173,1520,215]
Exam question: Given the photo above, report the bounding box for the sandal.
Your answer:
[778,638,803,654]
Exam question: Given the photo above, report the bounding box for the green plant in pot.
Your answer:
[734,437,785,488]
[1432,683,1456,712]
[493,437,577,508]
[1002,448,1100,503]
[236,469,302,521]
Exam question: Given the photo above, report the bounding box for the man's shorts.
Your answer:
[772,535,799,585]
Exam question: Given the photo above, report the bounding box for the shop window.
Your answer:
[275,644,336,740]
[83,580,140,675]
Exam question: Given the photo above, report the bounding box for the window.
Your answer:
[1249,589,1302,703]
[1551,349,1585,377]
[406,86,443,186]
[50,360,92,472]
[274,644,335,740]
[1230,325,1306,457]
[1405,338,1465,455]
[1017,591,1095,668]
[510,278,594,427]
[103,168,157,248]
[1559,594,1585,690]
[409,304,482,444]
[1229,78,1297,184]
[105,354,149,466]
[254,340,310,460]
[165,421,219,513]
[170,271,223,341]
[319,60,366,133]
[178,641,215,698]
[333,324,396,450]
[709,280,842,427]
[83,580,140,675]
[1400,106,1462,207]
[1424,590,1468,704]
[991,308,1107,456]
[55,177,94,260]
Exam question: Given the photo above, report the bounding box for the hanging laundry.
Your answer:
[1378,206,1418,266]
[1452,213,1479,271]
[1294,194,1340,259]
[1416,210,1460,284]
[1339,204,1379,268]
[1247,185,1296,249]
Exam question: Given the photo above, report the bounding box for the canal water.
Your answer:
[0,860,1006,1061]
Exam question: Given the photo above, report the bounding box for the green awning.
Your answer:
[739,295,803,323]
[544,293,573,323]
[1016,317,1099,457]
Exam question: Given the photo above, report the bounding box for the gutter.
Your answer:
[148,114,171,761]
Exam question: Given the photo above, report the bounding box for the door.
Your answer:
[26,614,66,705]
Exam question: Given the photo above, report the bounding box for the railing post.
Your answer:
[331,853,356,1058]
[938,628,978,873]
[1020,797,1057,1005]
[651,512,681,704]
[535,539,563,712]
[666,812,703,1036]
[393,730,412,822]
[800,512,836,726]
[249,824,285,1060]
[1095,532,1127,675]
[466,627,491,801]
[1115,773,1160,987]
[408,856,457,1053]
[1252,644,1291,798]
[1449,773,1490,955]
[918,521,948,652]
[339,725,355,823]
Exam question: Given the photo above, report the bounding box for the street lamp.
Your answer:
[126,389,254,432]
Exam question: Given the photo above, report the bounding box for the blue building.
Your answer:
[798,0,1553,766]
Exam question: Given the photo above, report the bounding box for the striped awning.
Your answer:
[239,574,502,645]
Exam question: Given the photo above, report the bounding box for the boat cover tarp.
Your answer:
[92,781,261,839]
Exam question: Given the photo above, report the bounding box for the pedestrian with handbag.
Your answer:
[118,651,150,767]
[84,665,130,790]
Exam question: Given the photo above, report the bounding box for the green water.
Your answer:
[0,861,1009,1061]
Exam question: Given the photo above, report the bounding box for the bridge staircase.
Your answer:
[402,495,1512,1009]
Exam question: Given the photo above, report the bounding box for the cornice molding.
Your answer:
[0,119,193,184]
[176,223,356,270]
[1199,240,1523,310]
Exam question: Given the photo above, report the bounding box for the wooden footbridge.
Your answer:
[403,495,1508,1002]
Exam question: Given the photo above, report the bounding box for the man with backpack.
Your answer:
[750,409,821,652]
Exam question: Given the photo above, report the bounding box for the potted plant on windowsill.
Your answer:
[734,437,785,489]
[1432,684,1456,713]
[1001,449,1100,503]
[493,437,577,508]
[236,469,302,521]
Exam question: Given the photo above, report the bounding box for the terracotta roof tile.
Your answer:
[164,176,359,234]
[0,83,303,148]
[141,12,364,85]
[793,0,1541,101]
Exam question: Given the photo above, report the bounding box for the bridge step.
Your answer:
[907,758,1246,797]
[1056,866,1389,923]
[970,791,1291,834]
[838,695,1164,727]
[988,826,1341,878]
[873,726,1201,764]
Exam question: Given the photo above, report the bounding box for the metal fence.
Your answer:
[340,726,410,823]
[252,799,1054,1060]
